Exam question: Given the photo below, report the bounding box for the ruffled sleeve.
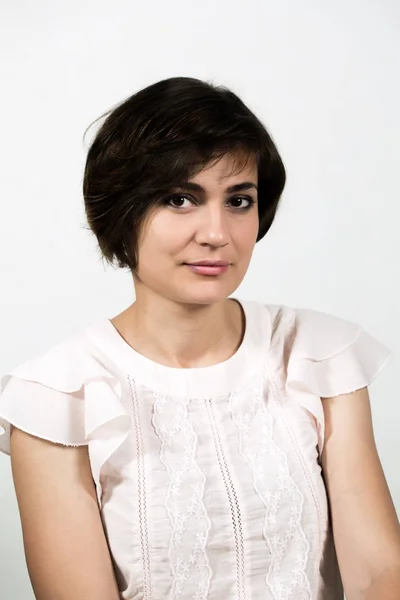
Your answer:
[0,374,87,454]
[0,329,131,505]
[288,307,392,398]
[269,305,393,455]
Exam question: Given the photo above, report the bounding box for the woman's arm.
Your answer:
[321,386,400,600]
[10,426,120,600]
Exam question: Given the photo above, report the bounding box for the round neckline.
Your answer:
[86,297,271,399]
[108,297,248,373]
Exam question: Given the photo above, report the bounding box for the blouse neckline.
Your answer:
[85,297,271,399]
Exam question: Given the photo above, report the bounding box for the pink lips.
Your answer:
[185,262,230,275]
[187,261,230,267]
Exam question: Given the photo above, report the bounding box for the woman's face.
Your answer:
[133,153,259,306]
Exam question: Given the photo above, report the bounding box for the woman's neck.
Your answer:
[110,296,245,369]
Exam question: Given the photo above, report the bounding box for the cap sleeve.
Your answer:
[0,330,131,505]
[287,308,392,399]
[0,375,86,455]
[268,305,393,455]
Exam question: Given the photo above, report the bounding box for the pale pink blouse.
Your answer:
[0,299,392,599]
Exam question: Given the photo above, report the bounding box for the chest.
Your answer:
[96,373,332,599]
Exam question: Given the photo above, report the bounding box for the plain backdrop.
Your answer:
[0,1,399,598]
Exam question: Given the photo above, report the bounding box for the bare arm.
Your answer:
[321,386,400,600]
[10,426,120,600]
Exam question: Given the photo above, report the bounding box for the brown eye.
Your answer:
[165,194,194,208]
[163,194,256,211]
[229,197,256,210]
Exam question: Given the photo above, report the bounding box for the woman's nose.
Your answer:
[194,206,230,246]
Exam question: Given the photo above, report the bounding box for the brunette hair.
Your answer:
[83,76,286,272]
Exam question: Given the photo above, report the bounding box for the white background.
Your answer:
[0,1,399,598]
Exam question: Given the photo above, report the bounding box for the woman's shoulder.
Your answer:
[0,319,129,472]
[2,321,108,393]
[258,300,392,398]
[261,302,363,355]
[261,300,390,367]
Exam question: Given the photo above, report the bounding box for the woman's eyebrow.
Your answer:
[173,181,258,193]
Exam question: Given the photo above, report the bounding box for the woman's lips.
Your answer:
[185,264,229,275]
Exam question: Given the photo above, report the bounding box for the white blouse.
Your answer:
[0,298,392,600]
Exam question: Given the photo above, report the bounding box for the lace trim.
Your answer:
[128,376,153,599]
[152,391,212,599]
[204,398,247,600]
[230,374,312,600]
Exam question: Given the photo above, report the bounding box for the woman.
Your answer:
[0,76,399,600]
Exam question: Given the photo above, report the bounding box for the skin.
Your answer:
[10,434,121,599]
[9,152,400,599]
[110,152,260,368]
[321,387,400,599]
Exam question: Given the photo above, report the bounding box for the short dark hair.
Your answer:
[83,77,286,272]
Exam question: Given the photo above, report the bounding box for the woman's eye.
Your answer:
[165,194,256,210]
[166,194,193,209]
[229,197,255,210]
